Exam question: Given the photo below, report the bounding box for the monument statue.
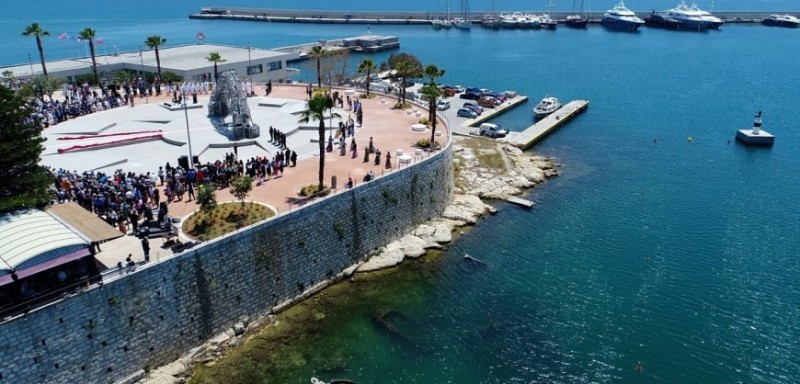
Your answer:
[208,70,260,140]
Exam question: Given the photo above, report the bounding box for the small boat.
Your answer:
[311,378,359,384]
[533,97,562,117]
[644,12,682,29]
[499,12,519,28]
[431,19,444,29]
[539,13,558,29]
[522,13,541,29]
[565,0,589,28]
[762,14,800,28]
[601,1,645,31]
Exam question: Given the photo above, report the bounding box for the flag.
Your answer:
[57,33,69,40]
[93,37,105,45]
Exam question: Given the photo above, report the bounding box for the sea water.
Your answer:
[3,2,800,383]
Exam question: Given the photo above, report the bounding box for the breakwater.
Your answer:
[189,7,791,25]
[0,139,453,384]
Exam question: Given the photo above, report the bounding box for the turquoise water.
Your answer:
[6,2,800,383]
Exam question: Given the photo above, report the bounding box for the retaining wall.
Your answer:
[0,144,453,383]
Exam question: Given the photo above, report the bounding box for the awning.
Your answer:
[47,202,124,243]
[0,247,92,287]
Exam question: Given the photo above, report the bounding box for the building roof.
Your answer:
[0,209,89,274]
[0,44,290,78]
[47,202,124,244]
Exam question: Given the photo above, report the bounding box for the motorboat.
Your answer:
[523,13,542,29]
[762,14,800,28]
[665,1,711,31]
[500,12,520,28]
[690,3,724,29]
[431,19,444,29]
[453,17,472,29]
[539,13,558,29]
[644,12,682,29]
[533,97,562,117]
[601,1,645,31]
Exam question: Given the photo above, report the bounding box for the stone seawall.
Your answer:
[0,146,453,384]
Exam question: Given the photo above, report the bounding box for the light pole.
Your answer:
[27,54,34,77]
[182,89,194,169]
[247,45,253,96]
[138,47,149,104]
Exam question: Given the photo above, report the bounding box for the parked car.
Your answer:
[462,104,482,115]
[465,87,481,94]
[460,91,481,100]
[462,101,484,113]
[477,96,498,108]
[481,92,506,102]
[456,108,478,118]
[437,100,451,111]
[479,123,509,138]
[453,85,466,93]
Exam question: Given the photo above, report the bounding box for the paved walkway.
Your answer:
[54,85,449,270]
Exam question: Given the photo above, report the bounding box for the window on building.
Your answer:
[268,61,283,71]
[247,64,263,75]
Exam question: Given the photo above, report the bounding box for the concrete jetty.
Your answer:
[460,95,529,129]
[190,8,794,26]
[503,100,589,149]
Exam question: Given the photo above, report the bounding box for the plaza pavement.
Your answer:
[50,85,449,270]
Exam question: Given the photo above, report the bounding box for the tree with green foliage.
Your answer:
[357,58,376,96]
[205,52,225,82]
[22,23,50,78]
[386,53,423,107]
[0,85,52,213]
[308,46,326,89]
[299,93,339,190]
[423,64,445,150]
[144,35,167,78]
[27,75,64,102]
[79,28,99,84]
[229,176,253,212]
[197,183,217,224]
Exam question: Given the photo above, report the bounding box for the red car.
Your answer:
[477,96,498,108]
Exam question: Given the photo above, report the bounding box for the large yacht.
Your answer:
[601,2,645,31]
[690,3,724,29]
[762,14,800,28]
[500,12,520,28]
[665,1,711,30]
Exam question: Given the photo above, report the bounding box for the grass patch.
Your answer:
[182,202,275,241]
[299,184,330,197]
[458,137,507,172]
[415,138,441,149]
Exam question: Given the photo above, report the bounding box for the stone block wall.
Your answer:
[0,145,453,384]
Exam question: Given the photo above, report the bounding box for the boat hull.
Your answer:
[601,17,643,31]
[565,17,589,28]
[762,19,800,28]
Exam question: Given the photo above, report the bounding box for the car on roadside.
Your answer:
[477,96,498,108]
[479,123,509,138]
[481,92,506,102]
[465,87,481,94]
[437,100,451,111]
[456,108,478,118]
[453,85,466,93]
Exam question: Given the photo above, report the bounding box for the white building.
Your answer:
[0,44,299,84]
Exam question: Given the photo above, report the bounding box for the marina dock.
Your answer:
[458,95,529,131]
[190,8,793,26]
[503,100,589,150]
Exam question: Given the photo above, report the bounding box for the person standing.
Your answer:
[187,182,195,202]
[291,150,297,167]
[141,237,150,262]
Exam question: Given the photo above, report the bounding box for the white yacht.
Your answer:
[601,2,645,31]
[522,13,542,29]
[533,97,562,117]
[665,1,711,30]
[690,3,724,29]
[762,14,800,28]
[500,12,519,28]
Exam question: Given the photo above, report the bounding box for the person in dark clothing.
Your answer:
[141,237,150,262]
[290,150,298,167]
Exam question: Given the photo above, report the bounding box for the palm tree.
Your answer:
[299,93,339,190]
[423,64,446,144]
[420,84,443,151]
[22,23,50,78]
[206,52,226,82]
[308,46,326,88]
[144,35,166,78]
[79,28,99,84]
[357,58,376,96]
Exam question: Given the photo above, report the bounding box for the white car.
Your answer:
[437,100,451,111]
[453,85,466,93]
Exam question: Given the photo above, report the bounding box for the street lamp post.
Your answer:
[182,90,194,169]
[247,45,253,96]
[139,47,149,104]
[27,54,34,77]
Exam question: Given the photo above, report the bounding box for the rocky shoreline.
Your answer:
[138,137,559,384]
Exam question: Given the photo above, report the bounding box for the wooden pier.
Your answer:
[503,100,589,150]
